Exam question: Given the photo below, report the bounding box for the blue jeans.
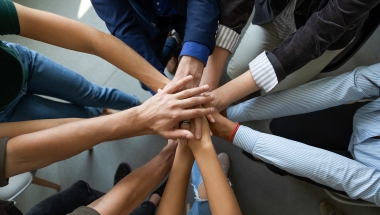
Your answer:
[188,161,212,215]
[0,42,139,122]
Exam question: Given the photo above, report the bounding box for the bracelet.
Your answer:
[228,122,240,142]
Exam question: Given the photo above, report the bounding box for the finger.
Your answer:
[210,130,213,136]
[194,117,202,139]
[175,85,210,100]
[179,123,190,145]
[178,95,215,109]
[163,129,194,140]
[206,114,215,123]
[163,76,193,94]
[175,108,215,122]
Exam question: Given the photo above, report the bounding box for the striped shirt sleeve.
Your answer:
[233,125,380,206]
[227,63,380,122]
[248,52,279,92]
[215,24,240,54]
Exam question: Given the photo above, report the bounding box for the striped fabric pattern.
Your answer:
[248,52,278,92]
[215,24,240,54]
[272,0,297,39]
[233,126,380,206]
[228,63,380,205]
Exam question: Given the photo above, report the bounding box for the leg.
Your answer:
[32,177,60,191]
[188,161,212,215]
[6,94,102,122]
[7,42,139,111]
[270,102,369,150]
[263,48,346,95]
[227,22,283,79]
[25,181,104,215]
[129,201,156,215]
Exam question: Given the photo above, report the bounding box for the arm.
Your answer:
[188,118,242,215]
[209,110,380,206]
[173,0,220,89]
[0,118,82,138]
[224,64,380,122]
[4,76,215,178]
[89,141,176,215]
[14,2,169,92]
[157,142,194,215]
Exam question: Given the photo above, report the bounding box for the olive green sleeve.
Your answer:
[0,0,20,35]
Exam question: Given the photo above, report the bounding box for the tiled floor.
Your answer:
[2,0,380,214]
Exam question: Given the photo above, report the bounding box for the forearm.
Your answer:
[200,47,230,91]
[5,108,144,178]
[0,118,82,138]
[15,3,169,92]
[157,144,194,215]
[233,126,380,206]
[91,146,175,215]
[189,141,241,215]
[213,71,259,111]
[226,65,380,122]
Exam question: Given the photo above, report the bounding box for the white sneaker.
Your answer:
[218,153,230,176]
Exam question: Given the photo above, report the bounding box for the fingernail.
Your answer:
[211,118,215,123]
[211,107,215,112]
[196,134,201,139]
[186,134,191,139]
[203,85,209,90]
[210,94,215,99]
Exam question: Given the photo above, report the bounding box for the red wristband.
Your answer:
[228,122,240,142]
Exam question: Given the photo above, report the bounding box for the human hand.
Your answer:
[187,117,212,150]
[138,75,214,140]
[171,56,205,140]
[203,103,236,141]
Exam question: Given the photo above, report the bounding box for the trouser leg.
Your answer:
[129,201,156,215]
[25,181,104,215]
[8,42,139,112]
[188,162,212,215]
[227,22,282,79]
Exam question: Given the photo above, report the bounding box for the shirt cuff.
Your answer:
[216,25,240,54]
[232,125,260,154]
[180,41,210,66]
[249,52,278,92]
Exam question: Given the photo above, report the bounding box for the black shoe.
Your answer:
[151,179,168,197]
[114,163,132,186]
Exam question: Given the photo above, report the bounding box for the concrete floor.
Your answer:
[2,0,380,214]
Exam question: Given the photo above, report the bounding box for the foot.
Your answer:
[114,163,132,186]
[166,32,182,74]
[218,153,230,176]
[319,200,343,215]
[151,179,168,197]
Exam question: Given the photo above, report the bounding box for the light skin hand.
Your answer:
[171,56,205,140]
[203,103,236,141]
[140,75,215,140]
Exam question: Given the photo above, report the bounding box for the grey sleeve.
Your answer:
[0,138,9,187]
[67,206,101,215]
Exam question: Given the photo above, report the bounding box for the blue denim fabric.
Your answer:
[0,42,139,122]
[188,161,212,215]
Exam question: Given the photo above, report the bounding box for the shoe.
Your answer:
[319,200,343,215]
[166,32,182,74]
[151,179,168,197]
[114,163,132,186]
[218,153,230,176]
